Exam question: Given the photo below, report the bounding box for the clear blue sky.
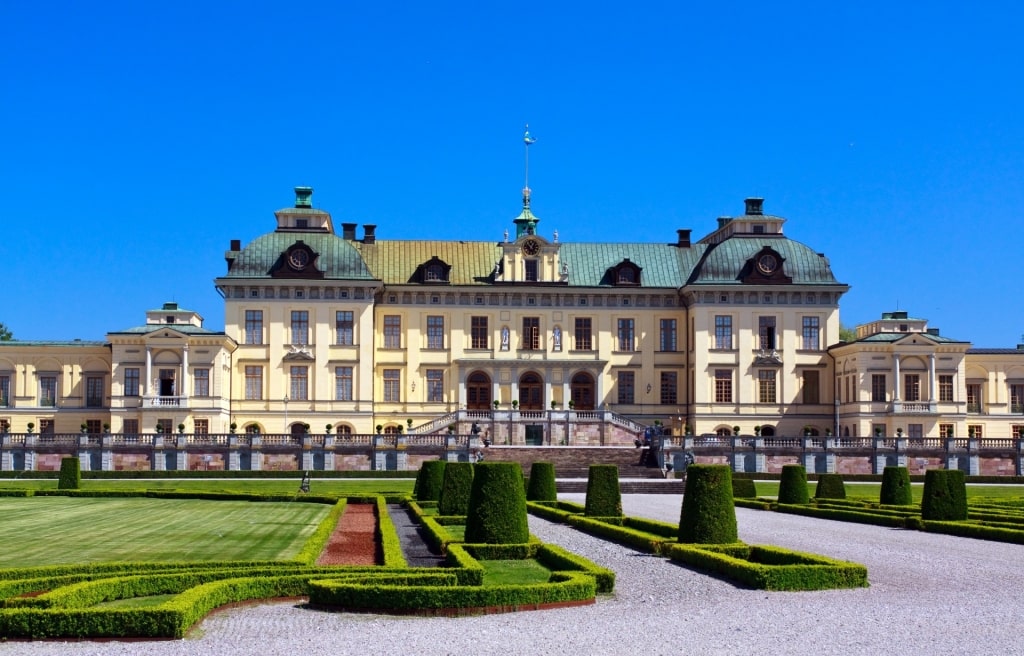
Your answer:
[3,1,1022,347]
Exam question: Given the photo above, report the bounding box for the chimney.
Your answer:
[363,224,377,244]
[294,186,313,208]
[342,223,357,240]
[676,229,692,247]
[226,239,241,271]
[230,239,241,251]
[717,216,731,229]
[926,328,940,336]
[744,198,764,215]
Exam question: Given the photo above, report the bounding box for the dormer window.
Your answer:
[425,264,444,282]
[165,316,174,324]
[609,259,642,287]
[413,256,452,284]
[296,218,308,229]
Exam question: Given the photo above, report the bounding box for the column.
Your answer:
[928,353,936,403]
[145,348,153,397]
[182,344,190,401]
[893,354,901,401]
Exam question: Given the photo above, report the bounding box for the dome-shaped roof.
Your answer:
[689,236,839,285]
[224,232,375,280]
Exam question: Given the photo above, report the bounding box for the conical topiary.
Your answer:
[814,473,846,500]
[57,457,81,490]
[526,461,557,502]
[415,460,447,502]
[437,462,475,516]
[731,476,757,499]
[464,462,529,544]
[921,469,968,520]
[880,466,912,505]
[584,464,622,517]
[778,464,810,504]
[678,464,737,544]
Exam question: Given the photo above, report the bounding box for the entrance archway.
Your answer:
[467,371,492,410]
[518,372,543,410]
[570,372,595,410]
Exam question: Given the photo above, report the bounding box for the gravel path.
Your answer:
[5,493,1023,656]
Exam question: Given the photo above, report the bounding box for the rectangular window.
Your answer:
[156,419,173,435]
[574,318,593,350]
[426,369,444,403]
[335,367,353,401]
[194,419,209,435]
[1013,425,1024,439]
[758,317,776,350]
[86,419,101,434]
[871,374,886,402]
[905,374,921,402]
[86,376,104,408]
[802,370,820,404]
[908,424,923,439]
[714,316,732,350]
[291,310,309,345]
[0,375,9,407]
[384,316,402,348]
[659,372,678,405]
[966,384,981,413]
[39,376,57,407]
[383,369,401,402]
[123,419,139,435]
[617,318,635,351]
[0,419,8,433]
[1010,384,1024,413]
[193,369,210,397]
[290,366,309,401]
[659,319,677,352]
[522,317,540,350]
[758,370,777,404]
[124,368,140,397]
[427,316,445,349]
[471,316,489,349]
[801,316,820,350]
[939,423,955,438]
[968,424,983,438]
[39,419,54,434]
[715,370,732,403]
[245,310,263,345]
[335,311,354,345]
[524,259,538,282]
[617,371,635,404]
[939,375,954,403]
[244,366,263,400]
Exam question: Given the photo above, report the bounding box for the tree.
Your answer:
[838,324,856,343]
[0,323,12,341]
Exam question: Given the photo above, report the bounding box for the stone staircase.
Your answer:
[555,478,685,494]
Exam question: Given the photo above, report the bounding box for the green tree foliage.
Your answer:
[921,469,968,520]
[731,477,757,498]
[0,323,12,341]
[57,457,81,490]
[879,466,912,505]
[778,464,810,504]
[414,460,447,501]
[838,324,857,343]
[437,462,475,516]
[464,462,529,544]
[584,464,622,517]
[678,464,738,544]
[526,462,557,502]
[814,473,847,499]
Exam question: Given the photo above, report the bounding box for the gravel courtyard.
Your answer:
[5,493,1023,656]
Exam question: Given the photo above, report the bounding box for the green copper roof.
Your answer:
[224,232,376,280]
[107,325,225,336]
[689,236,841,285]
[355,241,502,285]
[559,243,700,288]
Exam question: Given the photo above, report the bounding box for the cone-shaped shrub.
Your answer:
[731,477,757,498]
[464,462,529,544]
[415,460,447,501]
[57,457,80,490]
[921,469,968,520]
[526,462,557,502]
[584,464,622,517]
[678,464,737,544]
[778,464,809,504]
[437,462,475,515]
[880,466,912,505]
[814,473,846,500]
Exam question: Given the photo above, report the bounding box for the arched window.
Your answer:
[467,371,492,410]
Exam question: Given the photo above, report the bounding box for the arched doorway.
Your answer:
[290,423,308,436]
[759,425,776,437]
[570,372,595,410]
[467,371,492,410]
[518,372,543,410]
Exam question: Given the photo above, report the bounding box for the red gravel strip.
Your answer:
[316,503,378,566]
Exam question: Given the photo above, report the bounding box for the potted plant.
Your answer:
[947,426,954,438]
[396,425,403,434]
[229,422,237,434]
[155,424,163,434]
[178,423,186,434]
[492,399,500,410]
[407,418,413,429]
[80,422,88,434]
[26,422,34,434]
[803,426,812,437]
[550,400,559,409]
[825,428,833,437]
[874,427,883,437]
[511,400,519,410]
[102,422,110,433]
[733,425,741,436]
[325,424,333,434]
[568,399,575,410]
[375,424,383,434]
[968,426,975,438]
[753,425,761,437]
[303,423,311,434]
[684,424,692,436]
[896,427,904,437]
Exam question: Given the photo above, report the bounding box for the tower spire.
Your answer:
[514,125,540,238]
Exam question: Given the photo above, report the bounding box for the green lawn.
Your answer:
[481,559,552,586]
[0,478,414,495]
[0,497,329,567]
[753,481,1024,503]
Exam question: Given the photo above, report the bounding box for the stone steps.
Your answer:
[556,478,685,494]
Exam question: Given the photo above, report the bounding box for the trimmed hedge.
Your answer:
[584,465,622,518]
[57,457,81,490]
[526,462,557,502]
[437,462,475,516]
[880,466,912,505]
[921,469,968,521]
[294,499,348,564]
[464,462,529,545]
[814,473,846,500]
[415,460,447,502]
[679,464,737,544]
[778,465,809,505]
[376,496,407,567]
[731,477,757,499]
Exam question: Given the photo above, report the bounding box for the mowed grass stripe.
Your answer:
[0,498,329,567]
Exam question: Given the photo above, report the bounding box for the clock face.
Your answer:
[522,239,540,256]
[757,253,778,275]
[288,249,310,270]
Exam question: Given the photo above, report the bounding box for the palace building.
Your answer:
[2,187,1023,447]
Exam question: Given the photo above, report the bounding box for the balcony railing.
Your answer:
[142,395,188,409]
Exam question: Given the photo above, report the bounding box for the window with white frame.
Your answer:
[335,367,353,401]
[714,315,732,350]
[427,316,444,349]
[904,374,921,402]
[193,369,210,397]
[39,376,57,407]
[715,370,732,403]
[291,311,309,345]
[617,318,635,351]
[245,310,263,345]
[86,376,104,408]
[426,369,444,403]
[617,371,635,404]
[758,370,776,403]
[659,319,677,352]
[384,316,401,348]
[290,366,309,401]
[758,317,776,350]
[245,366,263,400]
[383,369,401,402]
[801,316,820,350]
[940,375,955,403]
[0,375,8,407]
[335,311,354,345]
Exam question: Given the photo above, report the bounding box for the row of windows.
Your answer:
[710,369,820,405]
[118,368,212,398]
[614,371,679,404]
[243,366,445,403]
[712,316,822,350]
[0,374,108,408]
